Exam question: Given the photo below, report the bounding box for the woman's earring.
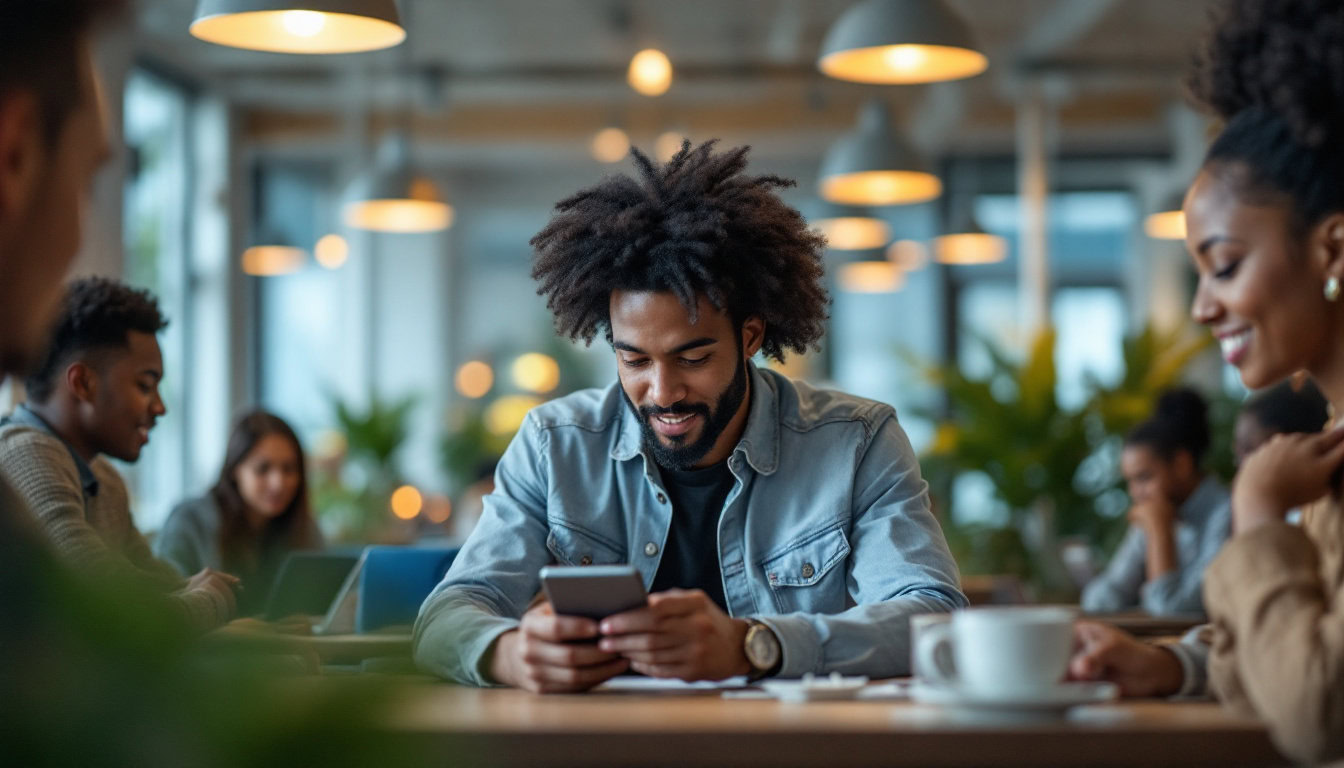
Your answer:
[1327,276,1341,302]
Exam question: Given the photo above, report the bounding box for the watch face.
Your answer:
[747,624,780,668]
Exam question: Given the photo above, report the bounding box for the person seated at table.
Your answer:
[1071,2,1344,762]
[155,409,323,616]
[1081,388,1230,617]
[413,140,966,692]
[0,277,237,631]
[1072,383,1329,697]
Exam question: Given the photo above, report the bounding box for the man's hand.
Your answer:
[1233,427,1344,533]
[489,602,629,693]
[597,589,750,681]
[1068,620,1183,698]
[185,567,239,616]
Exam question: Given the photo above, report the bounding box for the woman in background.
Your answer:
[1081,388,1230,617]
[156,410,322,615]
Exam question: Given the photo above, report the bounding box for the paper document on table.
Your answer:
[597,675,751,693]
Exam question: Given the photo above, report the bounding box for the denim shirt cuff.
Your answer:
[752,614,820,678]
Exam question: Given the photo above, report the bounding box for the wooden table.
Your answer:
[1084,612,1206,638]
[377,683,1286,768]
[204,622,412,665]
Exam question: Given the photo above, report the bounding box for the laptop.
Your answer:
[261,551,360,621]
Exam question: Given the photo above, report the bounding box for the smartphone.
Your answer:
[540,564,648,621]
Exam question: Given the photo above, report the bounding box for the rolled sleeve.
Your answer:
[412,415,553,685]
[757,412,965,678]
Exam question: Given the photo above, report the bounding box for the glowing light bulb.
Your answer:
[280,10,326,38]
[591,127,630,164]
[882,45,928,73]
[628,49,673,96]
[391,485,423,520]
[314,234,348,269]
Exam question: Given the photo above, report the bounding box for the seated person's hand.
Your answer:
[490,602,629,694]
[1127,498,1176,531]
[185,567,240,616]
[1233,426,1344,532]
[1068,620,1183,697]
[598,589,750,682]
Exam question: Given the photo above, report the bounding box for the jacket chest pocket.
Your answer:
[546,523,626,567]
[759,525,850,613]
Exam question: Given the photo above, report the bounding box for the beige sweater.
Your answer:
[1206,498,1344,766]
[0,421,232,631]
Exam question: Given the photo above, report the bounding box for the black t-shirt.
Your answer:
[649,461,735,612]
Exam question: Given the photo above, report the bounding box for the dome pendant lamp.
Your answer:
[190,0,405,54]
[344,136,453,233]
[819,100,942,207]
[818,0,987,84]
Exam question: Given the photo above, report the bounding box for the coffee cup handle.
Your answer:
[914,621,957,685]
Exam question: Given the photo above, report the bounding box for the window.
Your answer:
[122,69,191,530]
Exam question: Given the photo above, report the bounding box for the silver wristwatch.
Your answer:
[744,619,782,681]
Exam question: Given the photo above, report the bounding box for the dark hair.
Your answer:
[25,277,169,403]
[1187,0,1344,231]
[1125,388,1211,464]
[210,410,318,568]
[1241,378,1329,435]
[529,140,829,362]
[0,0,127,146]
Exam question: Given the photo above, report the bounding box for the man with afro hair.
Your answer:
[415,141,964,692]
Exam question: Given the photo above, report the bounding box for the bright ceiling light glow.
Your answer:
[628,49,673,96]
[455,361,494,399]
[241,245,304,276]
[591,127,631,164]
[838,261,905,293]
[314,233,349,269]
[1144,210,1186,240]
[511,353,561,394]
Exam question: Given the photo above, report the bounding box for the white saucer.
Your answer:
[909,680,1118,713]
[759,675,870,702]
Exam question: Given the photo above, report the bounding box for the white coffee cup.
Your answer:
[914,606,1077,699]
[909,613,952,681]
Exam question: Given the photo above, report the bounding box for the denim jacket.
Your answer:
[413,364,966,684]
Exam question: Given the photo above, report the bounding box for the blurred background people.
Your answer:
[156,409,323,616]
[1081,388,1230,616]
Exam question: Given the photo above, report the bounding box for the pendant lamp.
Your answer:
[241,227,305,275]
[814,202,892,251]
[819,101,941,206]
[1144,193,1187,240]
[935,196,1006,265]
[818,0,987,84]
[838,260,905,293]
[190,0,405,54]
[344,136,453,233]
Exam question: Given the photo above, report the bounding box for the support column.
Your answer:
[1016,86,1052,336]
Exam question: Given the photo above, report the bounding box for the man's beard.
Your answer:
[621,356,749,471]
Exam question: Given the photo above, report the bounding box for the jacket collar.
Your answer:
[609,361,780,476]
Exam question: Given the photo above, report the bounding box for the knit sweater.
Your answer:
[0,416,233,632]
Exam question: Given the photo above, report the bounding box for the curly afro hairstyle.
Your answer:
[25,277,168,403]
[529,140,829,362]
[1187,0,1344,228]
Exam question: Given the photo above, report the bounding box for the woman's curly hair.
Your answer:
[529,140,829,362]
[1187,0,1344,226]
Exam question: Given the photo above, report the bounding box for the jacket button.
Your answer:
[644,542,658,557]
[801,562,815,579]
[656,493,667,504]
[580,555,593,566]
